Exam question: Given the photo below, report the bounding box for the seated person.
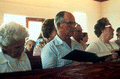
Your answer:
[33,33,43,52]
[115,27,120,47]
[0,22,31,73]
[33,19,57,56]
[41,11,84,69]
[85,18,119,62]
[82,32,89,47]
[70,24,85,50]
[24,39,35,53]
[24,39,42,70]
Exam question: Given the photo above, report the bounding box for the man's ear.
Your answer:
[57,22,62,29]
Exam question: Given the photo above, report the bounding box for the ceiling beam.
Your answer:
[94,0,108,2]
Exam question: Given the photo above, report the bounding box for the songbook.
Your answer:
[62,49,112,63]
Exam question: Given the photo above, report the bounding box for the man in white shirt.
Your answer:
[41,11,82,69]
[71,24,86,50]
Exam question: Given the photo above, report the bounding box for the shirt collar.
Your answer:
[0,47,8,64]
[0,47,25,64]
[70,36,81,45]
[54,35,64,45]
[70,37,80,44]
[54,35,79,47]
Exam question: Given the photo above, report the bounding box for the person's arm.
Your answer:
[104,49,119,62]
[41,47,57,69]
[33,44,42,56]
[33,41,46,56]
[105,54,118,62]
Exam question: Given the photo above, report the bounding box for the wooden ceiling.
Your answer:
[94,0,108,2]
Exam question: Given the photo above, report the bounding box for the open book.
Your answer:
[62,49,112,63]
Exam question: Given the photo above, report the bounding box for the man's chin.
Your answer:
[109,37,113,40]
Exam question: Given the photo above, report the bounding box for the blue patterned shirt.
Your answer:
[41,35,83,69]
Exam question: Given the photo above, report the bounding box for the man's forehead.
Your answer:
[64,12,75,21]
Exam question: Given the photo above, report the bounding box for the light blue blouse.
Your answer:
[41,35,83,69]
[0,47,31,73]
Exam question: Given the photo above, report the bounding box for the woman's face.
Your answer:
[2,39,25,58]
[74,25,83,40]
[102,21,114,40]
[26,41,35,51]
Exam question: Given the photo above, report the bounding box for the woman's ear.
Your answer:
[101,29,104,33]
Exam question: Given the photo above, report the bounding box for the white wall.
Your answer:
[101,0,120,41]
[0,0,101,43]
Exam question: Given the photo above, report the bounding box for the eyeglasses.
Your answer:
[105,25,113,29]
[61,21,77,26]
[74,29,82,33]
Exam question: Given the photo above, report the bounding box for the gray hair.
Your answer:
[94,18,109,37]
[24,39,35,48]
[54,11,67,31]
[0,22,29,46]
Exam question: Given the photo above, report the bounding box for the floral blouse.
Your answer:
[33,40,47,56]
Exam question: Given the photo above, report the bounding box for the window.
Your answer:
[26,17,45,41]
[4,14,26,27]
[4,14,45,41]
[73,12,87,32]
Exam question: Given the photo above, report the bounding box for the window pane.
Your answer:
[28,21,42,41]
[73,12,87,32]
[4,14,26,27]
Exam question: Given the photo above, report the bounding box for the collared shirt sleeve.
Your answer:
[41,46,57,69]
[33,44,42,56]
[41,35,75,69]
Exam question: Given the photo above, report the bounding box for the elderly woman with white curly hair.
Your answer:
[0,22,31,73]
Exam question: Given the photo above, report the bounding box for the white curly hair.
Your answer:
[0,22,29,46]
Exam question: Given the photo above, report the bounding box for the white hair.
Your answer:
[0,22,29,46]
[54,11,66,31]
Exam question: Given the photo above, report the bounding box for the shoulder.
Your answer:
[41,39,56,54]
[20,52,30,61]
[71,39,77,44]
[42,39,55,48]
[72,40,81,47]
[110,42,119,48]
[87,39,99,46]
[41,35,61,51]
[0,49,8,64]
[85,39,100,51]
